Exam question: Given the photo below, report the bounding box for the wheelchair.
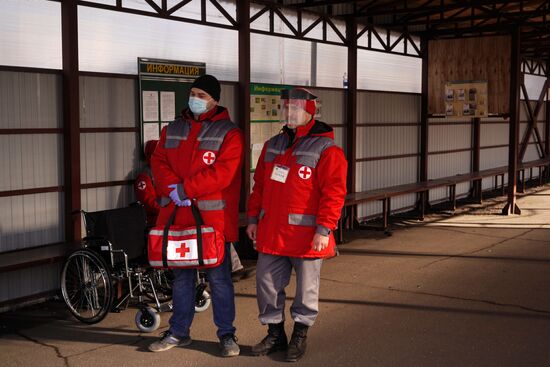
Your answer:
[60,203,211,332]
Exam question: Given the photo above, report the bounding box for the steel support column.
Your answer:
[546,58,550,158]
[472,117,481,197]
[419,36,429,208]
[237,0,251,210]
[61,0,81,242]
[346,16,357,195]
[503,28,521,215]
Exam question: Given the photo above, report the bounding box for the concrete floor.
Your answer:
[2,187,550,367]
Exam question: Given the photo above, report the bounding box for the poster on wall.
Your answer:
[444,80,488,118]
[138,58,206,149]
[249,83,290,172]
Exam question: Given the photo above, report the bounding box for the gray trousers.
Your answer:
[256,253,323,327]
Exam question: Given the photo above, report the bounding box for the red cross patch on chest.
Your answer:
[202,151,216,165]
[137,181,147,190]
[298,166,312,180]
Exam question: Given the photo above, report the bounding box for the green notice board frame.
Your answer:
[138,57,206,149]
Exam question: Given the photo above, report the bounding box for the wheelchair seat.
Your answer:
[82,204,148,262]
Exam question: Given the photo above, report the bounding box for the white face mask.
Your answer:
[188,96,208,114]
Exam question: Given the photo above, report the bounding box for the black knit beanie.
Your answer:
[191,74,221,101]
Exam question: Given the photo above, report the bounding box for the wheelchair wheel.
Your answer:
[135,307,161,333]
[195,290,211,313]
[61,249,113,324]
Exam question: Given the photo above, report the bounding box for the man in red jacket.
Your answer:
[247,87,347,362]
[134,140,160,226]
[148,75,243,357]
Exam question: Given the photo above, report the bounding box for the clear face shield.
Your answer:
[280,99,313,129]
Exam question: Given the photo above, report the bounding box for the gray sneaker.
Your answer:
[148,331,192,352]
[220,334,240,357]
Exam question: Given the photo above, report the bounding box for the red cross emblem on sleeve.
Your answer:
[137,181,146,190]
[175,243,191,259]
[203,151,216,165]
[298,166,312,180]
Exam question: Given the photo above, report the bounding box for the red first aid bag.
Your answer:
[148,204,225,269]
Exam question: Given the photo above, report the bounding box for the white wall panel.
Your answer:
[354,91,420,220]
[429,124,471,151]
[78,6,238,80]
[0,0,62,70]
[356,157,417,219]
[357,50,422,93]
[357,126,417,159]
[0,193,63,252]
[480,147,508,170]
[428,151,471,178]
[357,92,420,123]
[220,83,238,121]
[0,72,62,129]
[80,76,137,128]
[0,135,62,191]
[0,263,61,303]
[80,132,139,184]
[480,121,508,146]
[81,186,135,214]
[311,89,345,125]
[332,127,345,150]
[524,143,541,162]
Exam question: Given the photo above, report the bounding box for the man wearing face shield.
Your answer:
[149,74,243,357]
[246,87,347,362]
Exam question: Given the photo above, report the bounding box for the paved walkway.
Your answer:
[2,187,550,366]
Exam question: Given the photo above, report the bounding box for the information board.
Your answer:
[138,58,206,147]
[444,80,488,118]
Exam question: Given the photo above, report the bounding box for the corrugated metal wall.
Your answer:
[355,91,420,219]
[428,117,472,202]
[480,117,509,190]
[80,76,140,213]
[0,71,64,303]
[310,88,346,149]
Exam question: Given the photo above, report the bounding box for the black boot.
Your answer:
[285,322,308,362]
[251,322,288,356]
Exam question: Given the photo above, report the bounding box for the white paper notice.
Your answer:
[143,123,160,142]
[143,91,159,122]
[160,91,176,121]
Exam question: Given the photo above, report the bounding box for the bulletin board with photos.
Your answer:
[444,81,488,118]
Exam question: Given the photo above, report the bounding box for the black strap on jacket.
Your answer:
[162,204,205,268]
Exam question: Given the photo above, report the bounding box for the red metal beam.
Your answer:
[62,0,82,241]
[238,0,251,212]
[503,28,522,215]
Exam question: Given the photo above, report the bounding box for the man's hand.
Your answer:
[168,184,191,207]
[312,233,329,252]
[246,224,257,241]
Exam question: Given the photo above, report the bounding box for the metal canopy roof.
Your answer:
[270,0,550,59]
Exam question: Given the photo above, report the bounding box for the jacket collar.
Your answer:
[283,119,334,142]
[183,105,230,123]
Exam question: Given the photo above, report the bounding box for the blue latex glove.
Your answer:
[168,184,191,207]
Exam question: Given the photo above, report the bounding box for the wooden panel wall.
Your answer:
[428,36,511,115]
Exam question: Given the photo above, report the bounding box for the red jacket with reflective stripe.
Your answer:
[151,106,243,242]
[247,119,347,258]
[133,168,160,226]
